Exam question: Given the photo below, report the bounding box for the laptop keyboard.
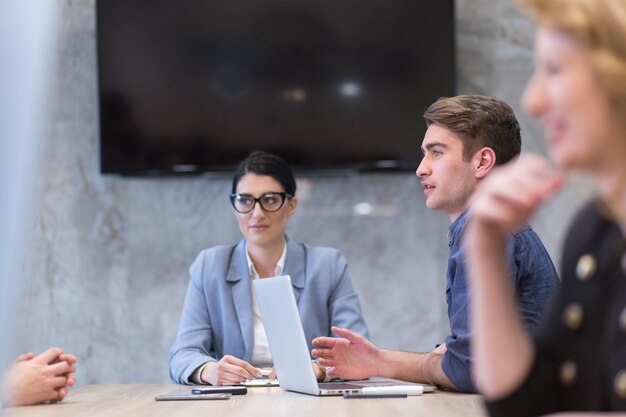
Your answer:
[319,382,362,390]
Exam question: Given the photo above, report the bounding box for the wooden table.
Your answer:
[3,384,488,417]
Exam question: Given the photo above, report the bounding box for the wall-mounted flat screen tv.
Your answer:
[97,0,455,175]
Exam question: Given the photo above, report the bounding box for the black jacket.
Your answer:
[487,200,626,416]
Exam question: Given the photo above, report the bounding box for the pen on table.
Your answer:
[343,392,407,399]
[360,386,425,396]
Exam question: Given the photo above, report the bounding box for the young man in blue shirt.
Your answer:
[311,95,559,392]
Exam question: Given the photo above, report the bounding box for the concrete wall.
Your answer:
[8,0,593,384]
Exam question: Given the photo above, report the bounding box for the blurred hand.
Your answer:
[311,326,380,380]
[14,353,35,363]
[469,155,563,239]
[202,355,261,386]
[57,353,78,388]
[1,347,77,406]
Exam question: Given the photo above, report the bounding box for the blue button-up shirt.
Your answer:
[441,208,560,393]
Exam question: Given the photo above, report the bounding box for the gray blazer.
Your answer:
[168,238,369,384]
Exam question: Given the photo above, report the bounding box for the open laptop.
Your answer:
[253,275,436,396]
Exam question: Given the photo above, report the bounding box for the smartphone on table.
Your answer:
[155,393,231,401]
[191,386,248,395]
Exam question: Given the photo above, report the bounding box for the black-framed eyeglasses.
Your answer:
[229,192,292,213]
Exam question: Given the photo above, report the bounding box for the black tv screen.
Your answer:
[97,0,455,175]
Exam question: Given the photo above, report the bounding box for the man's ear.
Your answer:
[474,147,496,179]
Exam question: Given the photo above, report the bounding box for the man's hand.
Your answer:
[311,326,380,380]
[202,355,261,386]
[1,347,77,406]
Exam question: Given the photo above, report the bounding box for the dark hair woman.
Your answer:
[169,151,369,386]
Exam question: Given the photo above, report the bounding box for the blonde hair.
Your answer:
[519,0,626,226]
[519,0,626,118]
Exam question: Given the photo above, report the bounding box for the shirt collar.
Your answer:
[246,240,287,278]
[448,207,472,247]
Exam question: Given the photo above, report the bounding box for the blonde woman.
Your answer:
[464,0,626,414]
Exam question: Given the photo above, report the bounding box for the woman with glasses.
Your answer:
[169,150,369,386]
[464,0,626,414]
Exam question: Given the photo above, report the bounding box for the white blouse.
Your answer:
[246,242,287,368]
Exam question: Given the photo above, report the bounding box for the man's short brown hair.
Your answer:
[423,95,521,165]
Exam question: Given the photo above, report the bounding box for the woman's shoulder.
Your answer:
[188,241,245,284]
[290,240,344,259]
[286,240,348,272]
[562,199,622,262]
[197,241,239,255]
[193,241,243,266]
[565,199,619,238]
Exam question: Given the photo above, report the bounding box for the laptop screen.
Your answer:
[253,275,322,395]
